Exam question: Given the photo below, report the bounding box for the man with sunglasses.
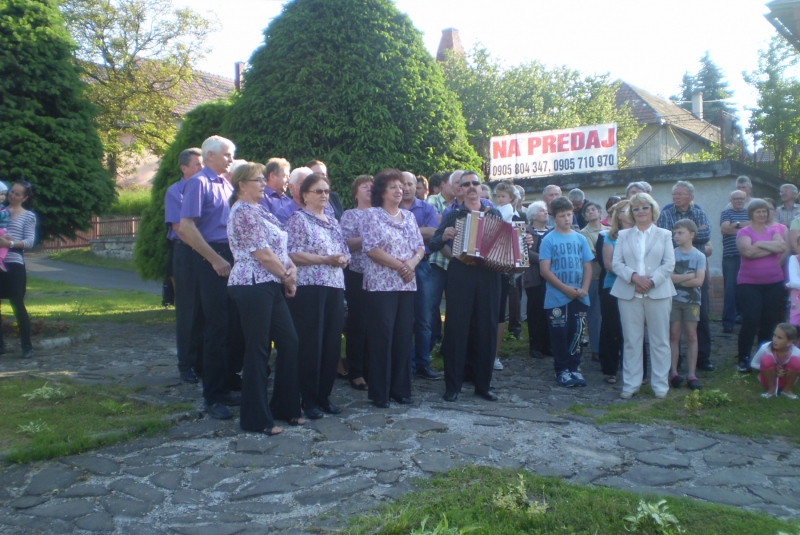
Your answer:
[429,170,502,402]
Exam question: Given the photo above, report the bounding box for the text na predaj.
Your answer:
[490,123,617,179]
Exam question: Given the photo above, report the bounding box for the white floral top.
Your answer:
[227,201,289,286]
[340,208,369,274]
[360,207,424,292]
[286,209,350,288]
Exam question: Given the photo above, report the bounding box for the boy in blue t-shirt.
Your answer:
[539,196,594,387]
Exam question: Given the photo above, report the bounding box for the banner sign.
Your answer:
[489,123,617,179]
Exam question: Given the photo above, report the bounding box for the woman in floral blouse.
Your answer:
[227,162,304,436]
[286,173,351,420]
[360,169,425,408]
[340,175,374,391]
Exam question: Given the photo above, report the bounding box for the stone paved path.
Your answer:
[1,322,799,534]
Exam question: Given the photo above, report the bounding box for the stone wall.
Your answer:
[89,237,135,260]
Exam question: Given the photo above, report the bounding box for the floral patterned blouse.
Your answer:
[227,201,289,286]
[340,208,369,274]
[286,209,350,288]
[360,207,424,292]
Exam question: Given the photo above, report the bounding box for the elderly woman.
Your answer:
[286,173,350,420]
[358,169,425,408]
[612,193,676,399]
[523,200,550,358]
[736,198,787,372]
[580,202,610,363]
[339,175,374,391]
[0,180,37,359]
[227,163,304,435]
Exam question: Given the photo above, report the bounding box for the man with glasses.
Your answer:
[657,180,714,372]
[258,158,295,225]
[720,190,749,333]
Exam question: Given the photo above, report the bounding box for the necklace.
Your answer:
[382,207,401,217]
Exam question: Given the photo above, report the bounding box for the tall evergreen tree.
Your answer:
[223,0,481,201]
[134,100,230,280]
[675,52,736,120]
[0,0,115,239]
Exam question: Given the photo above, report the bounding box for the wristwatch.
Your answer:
[735,222,741,229]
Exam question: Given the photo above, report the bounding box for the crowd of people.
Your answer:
[166,135,799,435]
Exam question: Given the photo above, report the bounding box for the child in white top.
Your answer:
[751,323,800,399]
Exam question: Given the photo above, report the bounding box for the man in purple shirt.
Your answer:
[401,171,441,380]
[165,148,203,384]
[178,135,243,420]
[258,157,296,225]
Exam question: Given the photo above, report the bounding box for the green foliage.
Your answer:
[684,390,702,417]
[674,52,736,120]
[440,45,641,165]
[0,0,116,239]
[60,0,214,176]
[699,388,731,407]
[107,187,151,216]
[224,0,481,204]
[21,383,66,401]
[134,100,231,280]
[50,247,136,271]
[745,35,800,181]
[410,516,477,535]
[492,474,548,518]
[624,500,685,534]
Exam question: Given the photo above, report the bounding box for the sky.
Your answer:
[182,0,786,132]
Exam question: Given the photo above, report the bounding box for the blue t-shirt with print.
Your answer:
[539,229,594,309]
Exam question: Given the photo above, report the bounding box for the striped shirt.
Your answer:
[719,208,749,258]
[5,211,37,265]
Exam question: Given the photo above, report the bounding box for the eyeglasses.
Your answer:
[309,188,331,195]
[247,176,266,184]
[460,180,481,187]
[631,206,651,212]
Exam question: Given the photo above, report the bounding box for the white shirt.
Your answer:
[633,224,654,296]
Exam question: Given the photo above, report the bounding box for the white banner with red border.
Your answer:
[489,123,617,179]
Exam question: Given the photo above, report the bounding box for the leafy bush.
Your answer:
[107,188,151,216]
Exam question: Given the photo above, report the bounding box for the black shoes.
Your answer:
[180,369,199,384]
[320,401,342,415]
[304,407,324,420]
[220,393,241,406]
[737,361,751,373]
[20,348,32,360]
[723,325,734,334]
[476,391,498,402]
[205,402,232,420]
[443,391,459,402]
[373,400,390,408]
[696,362,715,372]
[415,367,442,380]
[391,396,414,405]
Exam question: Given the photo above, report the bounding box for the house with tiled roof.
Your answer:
[615,82,721,168]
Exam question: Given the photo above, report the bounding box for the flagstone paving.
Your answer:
[1,322,798,533]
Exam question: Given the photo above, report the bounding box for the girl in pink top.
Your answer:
[750,323,800,399]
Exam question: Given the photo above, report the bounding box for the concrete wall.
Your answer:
[90,237,135,260]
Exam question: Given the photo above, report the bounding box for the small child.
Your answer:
[0,182,10,272]
[494,181,518,223]
[492,180,520,370]
[751,323,800,399]
[668,219,706,390]
[539,196,594,388]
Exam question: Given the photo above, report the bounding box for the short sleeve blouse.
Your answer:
[340,208,368,274]
[360,207,424,292]
[737,225,785,285]
[286,209,350,288]
[227,201,289,286]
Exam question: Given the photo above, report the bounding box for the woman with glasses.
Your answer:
[0,180,37,359]
[611,193,676,399]
[523,200,550,358]
[358,169,424,408]
[226,163,305,436]
[286,173,350,420]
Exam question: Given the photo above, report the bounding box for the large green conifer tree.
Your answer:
[0,0,115,239]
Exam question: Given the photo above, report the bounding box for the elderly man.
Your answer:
[656,180,714,372]
[724,176,753,210]
[719,190,749,333]
[777,183,800,226]
[178,136,243,420]
[427,171,457,349]
[165,148,203,384]
[257,158,295,225]
[306,159,344,220]
[400,171,441,379]
[569,188,588,228]
[543,185,578,229]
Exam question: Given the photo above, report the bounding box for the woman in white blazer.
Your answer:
[611,192,676,399]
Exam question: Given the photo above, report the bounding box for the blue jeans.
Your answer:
[428,263,448,349]
[722,255,740,329]
[412,259,433,372]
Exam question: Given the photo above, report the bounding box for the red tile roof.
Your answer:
[175,70,236,115]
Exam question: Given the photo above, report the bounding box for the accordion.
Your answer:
[452,210,530,273]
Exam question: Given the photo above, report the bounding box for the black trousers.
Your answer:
[173,241,203,374]
[229,282,300,431]
[442,259,500,395]
[344,269,368,380]
[599,287,623,376]
[0,262,31,350]
[507,276,522,337]
[366,291,414,404]
[737,282,786,363]
[191,246,243,404]
[288,285,344,410]
[696,271,712,366]
[525,285,550,355]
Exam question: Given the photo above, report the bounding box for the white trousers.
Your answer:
[617,295,672,396]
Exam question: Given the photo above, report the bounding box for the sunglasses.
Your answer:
[309,188,331,195]
[631,206,651,212]
[460,180,481,187]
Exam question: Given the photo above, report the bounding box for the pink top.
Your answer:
[360,207,424,292]
[737,225,785,285]
[286,209,350,288]
[340,208,368,274]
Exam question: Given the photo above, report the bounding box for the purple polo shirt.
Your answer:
[258,185,297,226]
[405,197,438,229]
[180,166,233,243]
[164,178,190,241]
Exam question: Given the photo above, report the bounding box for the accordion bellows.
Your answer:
[452,210,530,273]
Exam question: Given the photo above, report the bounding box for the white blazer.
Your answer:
[610,225,676,301]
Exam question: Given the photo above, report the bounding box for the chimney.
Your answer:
[436,28,465,62]
[691,91,703,121]
[234,62,246,91]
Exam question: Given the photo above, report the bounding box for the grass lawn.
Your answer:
[342,466,797,534]
[48,248,137,272]
[0,376,191,464]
